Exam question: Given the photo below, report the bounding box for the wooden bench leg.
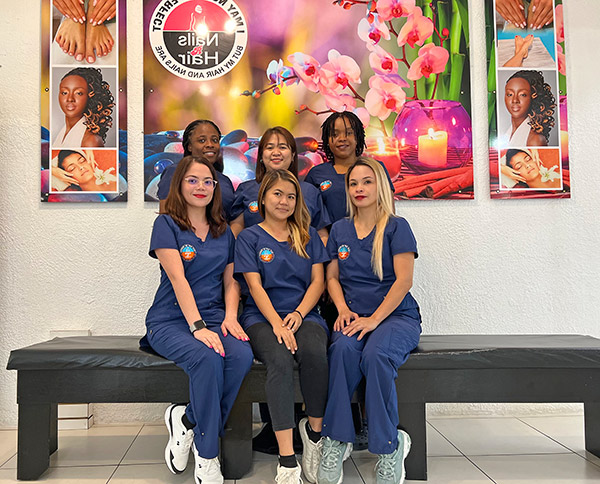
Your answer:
[221,401,253,479]
[399,402,427,480]
[584,402,600,456]
[17,403,51,480]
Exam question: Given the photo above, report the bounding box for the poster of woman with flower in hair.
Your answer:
[486,0,570,199]
[143,0,474,200]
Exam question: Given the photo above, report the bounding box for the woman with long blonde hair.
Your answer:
[235,169,330,484]
[318,157,421,484]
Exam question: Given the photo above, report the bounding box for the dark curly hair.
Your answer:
[62,68,115,143]
[182,119,224,172]
[321,112,366,163]
[508,70,556,142]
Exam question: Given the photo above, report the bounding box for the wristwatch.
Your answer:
[190,319,207,333]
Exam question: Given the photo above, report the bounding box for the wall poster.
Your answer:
[41,0,127,202]
[486,0,569,199]
[143,0,473,201]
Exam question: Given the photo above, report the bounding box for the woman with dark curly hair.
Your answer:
[53,67,115,148]
[502,70,556,148]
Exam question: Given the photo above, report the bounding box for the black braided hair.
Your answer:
[320,111,366,162]
[182,119,223,172]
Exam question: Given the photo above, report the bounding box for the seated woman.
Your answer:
[230,126,330,243]
[143,156,253,484]
[52,149,117,191]
[235,170,330,484]
[501,70,556,148]
[318,157,421,484]
[503,148,561,189]
[53,67,114,148]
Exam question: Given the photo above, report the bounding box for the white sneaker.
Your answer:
[299,418,322,483]
[276,463,303,484]
[193,444,224,484]
[164,404,194,474]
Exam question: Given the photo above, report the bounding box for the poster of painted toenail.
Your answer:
[486,0,570,199]
[41,0,127,202]
[142,0,474,202]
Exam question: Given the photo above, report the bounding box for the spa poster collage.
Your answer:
[41,0,127,202]
[487,0,570,199]
[40,0,569,202]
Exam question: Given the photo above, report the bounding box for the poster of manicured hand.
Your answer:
[486,0,570,199]
[41,0,127,202]
[143,0,473,201]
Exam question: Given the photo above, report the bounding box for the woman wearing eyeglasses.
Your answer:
[143,156,254,484]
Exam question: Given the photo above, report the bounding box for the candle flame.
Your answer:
[376,137,385,153]
[428,128,435,138]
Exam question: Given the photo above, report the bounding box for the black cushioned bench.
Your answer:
[7,334,600,481]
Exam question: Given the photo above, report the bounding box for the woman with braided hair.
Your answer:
[502,70,556,148]
[53,67,115,148]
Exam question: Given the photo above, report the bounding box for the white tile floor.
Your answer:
[1,414,600,483]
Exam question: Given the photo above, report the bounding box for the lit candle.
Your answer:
[365,136,401,178]
[418,128,448,167]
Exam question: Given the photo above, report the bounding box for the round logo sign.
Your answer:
[180,244,197,261]
[149,0,248,81]
[259,247,274,263]
[248,201,259,213]
[338,245,350,260]
[320,180,332,191]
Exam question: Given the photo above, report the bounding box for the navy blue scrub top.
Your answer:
[326,217,419,319]
[304,161,395,224]
[145,214,235,326]
[230,179,330,231]
[157,163,235,221]
[234,224,330,331]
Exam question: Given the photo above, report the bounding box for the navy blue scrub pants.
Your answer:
[147,321,254,459]
[321,314,421,455]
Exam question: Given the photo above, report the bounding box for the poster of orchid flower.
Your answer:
[41,0,128,203]
[486,0,570,199]
[143,0,473,201]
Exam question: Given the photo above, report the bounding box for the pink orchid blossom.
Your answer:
[358,15,390,45]
[353,107,371,128]
[407,43,449,80]
[364,75,406,120]
[266,59,297,95]
[376,0,416,22]
[319,49,361,92]
[368,43,398,76]
[398,7,434,48]
[557,44,566,75]
[555,5,564,44]
[287,52,321,92]
[321,88,357,112]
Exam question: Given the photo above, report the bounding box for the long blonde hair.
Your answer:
[346,157,395,280]
[258,170,311,258]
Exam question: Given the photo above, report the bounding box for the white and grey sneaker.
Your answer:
[317,437,352,484]
[164,404,194,474]
[275,463,303,484]
[375,430,412,484]
[299,418,322,483]
[193,443,224,484]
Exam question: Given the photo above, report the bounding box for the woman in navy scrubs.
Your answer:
[317,157,421,484]
[158,120,236,220]
[304,112,395,227]
[235,170,329,484]
[144,156,253,484]
[230,126,330,243]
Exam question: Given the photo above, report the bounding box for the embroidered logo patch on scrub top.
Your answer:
[249,201,259,213]
[338,245,350,260]
[180,244,197,261]
[259,247,274,263]
[320,180,332,191]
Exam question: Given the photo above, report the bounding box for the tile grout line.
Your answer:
[105,424,146,483]
[0,452,16,469]
[349,455,367,484]
[516,416,600,470]
[427,420,498,483]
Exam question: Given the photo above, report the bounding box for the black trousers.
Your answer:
[246,321,329,431]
